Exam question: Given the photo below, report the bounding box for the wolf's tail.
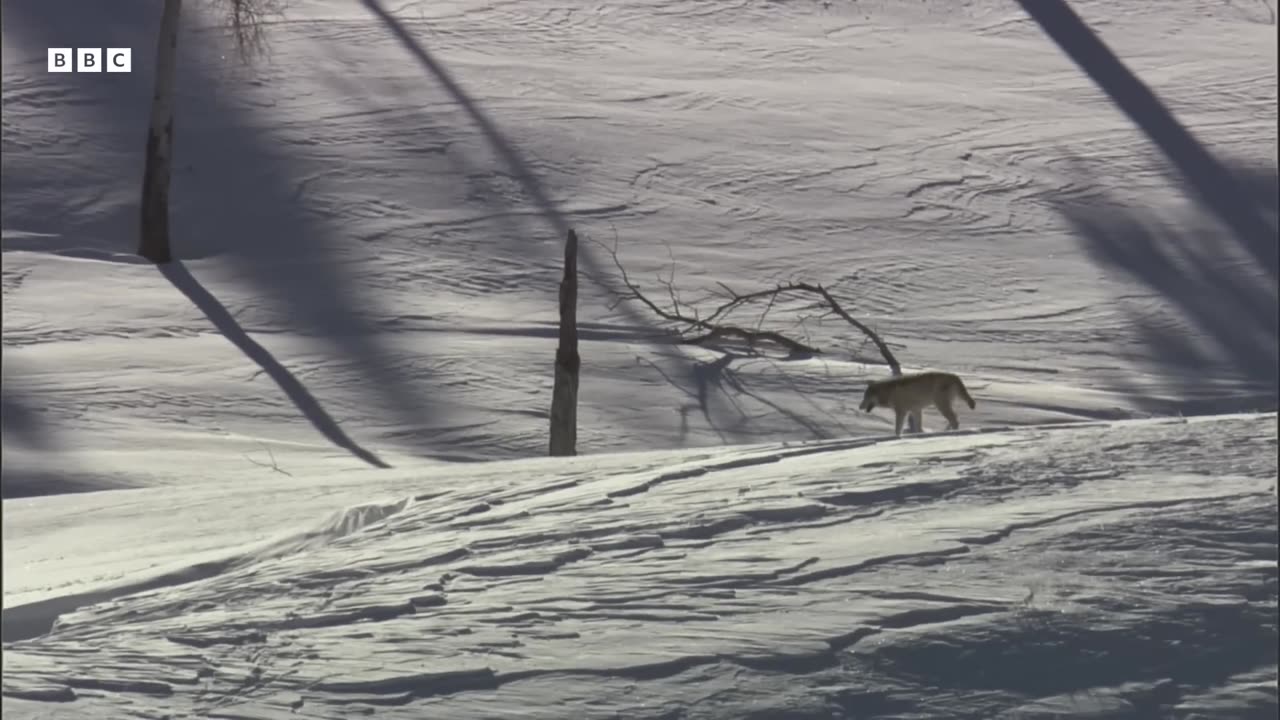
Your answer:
[953,377,976,409]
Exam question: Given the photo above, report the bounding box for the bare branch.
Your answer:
[213,0,287,62]
[783,281,902,374]
[244,443,293,476]
[684,325,820,355]
[592,236,696,333]
[590,236,901,367]
[755,287,780,332]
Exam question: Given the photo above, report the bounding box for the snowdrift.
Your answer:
[4,414,1277,718]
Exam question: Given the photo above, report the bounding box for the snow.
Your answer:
[3,416,1277,717]
[2,0,1276,717]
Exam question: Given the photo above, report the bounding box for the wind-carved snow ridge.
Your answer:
[257,495,416,556]
[2,415,1275,718]
[0,495,415,645]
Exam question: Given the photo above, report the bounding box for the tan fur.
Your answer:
[858,371,976,437]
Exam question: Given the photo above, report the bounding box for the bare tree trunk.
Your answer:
[138,0,183,264]
[549,229,581,456]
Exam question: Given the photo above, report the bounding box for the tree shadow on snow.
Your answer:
[0,364,135,498]
[1021,0,1279,413]
[644,349,851,444]
[3,0,699,459]
[0,379,70,499]
[159,262,391,468]
[354,0,659,330]
[0,0,476,460]
[0,382,57,454]
[1052,159,1278,414]
[353,0,728,443]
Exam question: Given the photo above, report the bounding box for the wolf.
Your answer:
[858,371,976,437]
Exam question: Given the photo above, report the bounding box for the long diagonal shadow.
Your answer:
[359,0,569,236]
[160,263,391,469]
[5,1,446,459]
[355,1,735,448]
[1018,0,1278,411]
[1,384,58,453]
[1018,0,1277,277]
[357,0,659,332]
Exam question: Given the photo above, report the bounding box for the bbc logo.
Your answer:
[48,48,132,73]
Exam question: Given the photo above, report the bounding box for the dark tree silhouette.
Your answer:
[550,230,581,456]
[139,0,285,263]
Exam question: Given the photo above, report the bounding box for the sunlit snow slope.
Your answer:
[4,415,1278,718]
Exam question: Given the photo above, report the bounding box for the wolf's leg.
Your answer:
[938,398,959,430]
[893,408,906,437]
[910,409,923,434]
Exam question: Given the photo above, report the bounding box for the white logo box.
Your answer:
[47,48,132,73]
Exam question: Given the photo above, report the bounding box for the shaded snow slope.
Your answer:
[3,414,1277,718]
[3,0,1276,482]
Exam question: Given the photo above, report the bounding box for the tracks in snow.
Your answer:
[2,414,1275,718]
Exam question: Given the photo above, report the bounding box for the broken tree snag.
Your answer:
[137,1,283,264]
[138,0,184,264]
[549,228,581,456]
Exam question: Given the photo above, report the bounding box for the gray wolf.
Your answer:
[859,371,976,437]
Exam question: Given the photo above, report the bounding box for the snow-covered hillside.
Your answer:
[4,415,1277,718]
[4,0,1275,474]
[2,0,1276,717]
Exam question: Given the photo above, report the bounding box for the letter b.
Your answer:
[48,48,72,73]
[77,48,102,72]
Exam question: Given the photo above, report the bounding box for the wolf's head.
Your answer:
[859,385,879,412]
